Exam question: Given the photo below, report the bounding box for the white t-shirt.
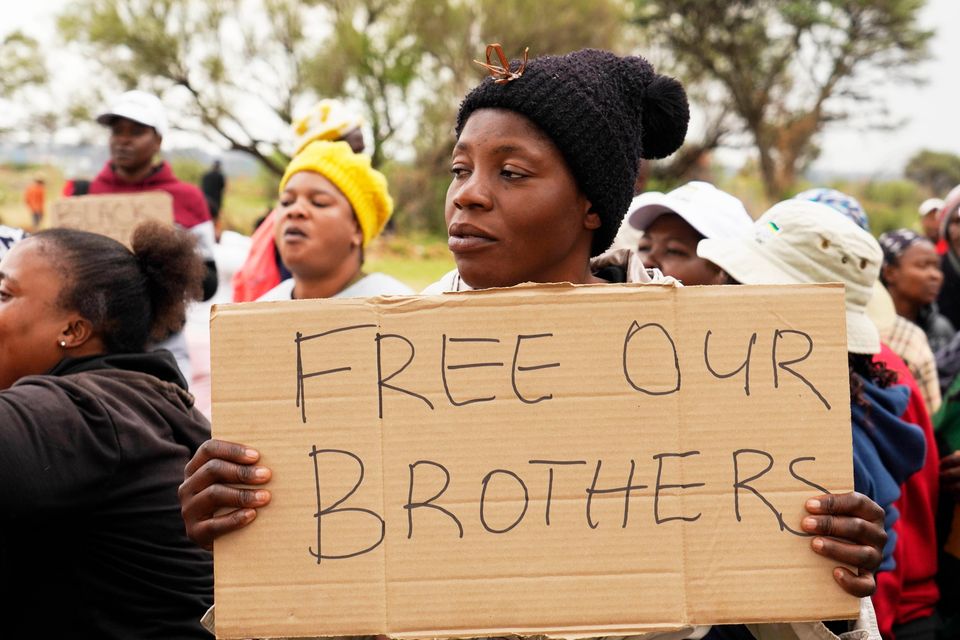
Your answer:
[257,272,413,301]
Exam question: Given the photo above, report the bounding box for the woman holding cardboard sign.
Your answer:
[0,222,213,637]
[180,46,886,637]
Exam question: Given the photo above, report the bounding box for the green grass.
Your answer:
[365,232,454,292]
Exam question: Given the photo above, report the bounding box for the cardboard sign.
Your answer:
[210,283,858,639]
[49,192,173,246]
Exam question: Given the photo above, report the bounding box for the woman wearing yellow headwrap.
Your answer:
[257,140,412,301]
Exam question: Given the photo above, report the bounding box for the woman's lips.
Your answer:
[448,234,496,252]
[282,227,308,243]
[447,223,496,253]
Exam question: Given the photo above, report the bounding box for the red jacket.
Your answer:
[873,344,940,638]
[89,162,211,230]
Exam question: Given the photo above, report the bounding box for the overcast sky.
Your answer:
[5,0,959,176]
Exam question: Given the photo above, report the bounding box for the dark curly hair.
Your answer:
[33,222,205,353]
[849,352,898,409]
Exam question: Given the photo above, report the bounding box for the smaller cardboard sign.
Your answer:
[49,192,174,246]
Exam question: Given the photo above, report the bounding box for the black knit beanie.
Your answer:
[456,47,689,256]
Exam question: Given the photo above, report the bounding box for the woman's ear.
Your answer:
[881,263,896,287]
[583,204,601,231]
[351,217,364,250]
[60,316,96,349]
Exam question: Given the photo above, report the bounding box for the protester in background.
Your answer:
[879,229,954,354]
[919,197,946,253]
[0,222,212,638]
[22,175,44,230]
[792,188,942,638]
[936,185,960,332]
[259,140,410,300]
[200,159,226,223]
[233,99,366,302]
[931,373,960,640]
[88,90,218,383]
[181,46,887,639]
[796,189,942,413]
[622,180,752,285]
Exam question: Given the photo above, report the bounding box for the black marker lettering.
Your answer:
[789,456,830,494]
[479,469,529,534]
[653,451,706,524]
[296,324,376,424]
[772,329,830,410]
[376,332,434,418]
[441,335,503,406]
[704,330,757,396]
[622,321,681,395]
[308,446,385,563]
[585,459,648,529]
[404,460,463,539]
[511,333,559,404]
[732,449,806,536]
[528,459,587,525]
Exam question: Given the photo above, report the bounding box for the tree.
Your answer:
[0,31,46,98]
[905,149,960,195]
[632,0,932,199]
[59,0,326,175]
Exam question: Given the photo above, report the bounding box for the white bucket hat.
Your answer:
[627,181,753,239]
[697,199,883,354]
[96,90,168,137]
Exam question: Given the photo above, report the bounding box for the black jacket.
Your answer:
[0,351,213,639]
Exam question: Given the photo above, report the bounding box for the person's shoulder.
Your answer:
[357,272,414,296]
[339,273,414,298]
[420,269,464,294]
[257,278,295,301]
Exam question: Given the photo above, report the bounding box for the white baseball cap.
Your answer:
[919,197,944,217]
[697,199,883,355]
[96,90,168,138]
[627,181,753,239]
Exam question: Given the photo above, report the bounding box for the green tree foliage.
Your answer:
[633,0,932,200]
[56,0,627,229]
[59,0,315,175]
[0,31,47,98]
[905,149,960,196]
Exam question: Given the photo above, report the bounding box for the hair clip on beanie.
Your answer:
[457,46,690,256]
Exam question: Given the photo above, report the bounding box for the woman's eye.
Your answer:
[0,290,10,302]
[450,166,469,178]
[501,168,526,179]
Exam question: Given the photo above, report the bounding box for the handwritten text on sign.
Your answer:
[49,192,173,246]
[210,283,857,639]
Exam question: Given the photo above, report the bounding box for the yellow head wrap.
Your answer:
[291,99,365,156]
[279,141,393,248]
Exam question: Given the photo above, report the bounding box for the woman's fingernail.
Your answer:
[806,499,820,510]
[254,467,270,479]
[255,490,270,502]
[811,537,824,551]
[802,516,818,531]
[245,448,259,459]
